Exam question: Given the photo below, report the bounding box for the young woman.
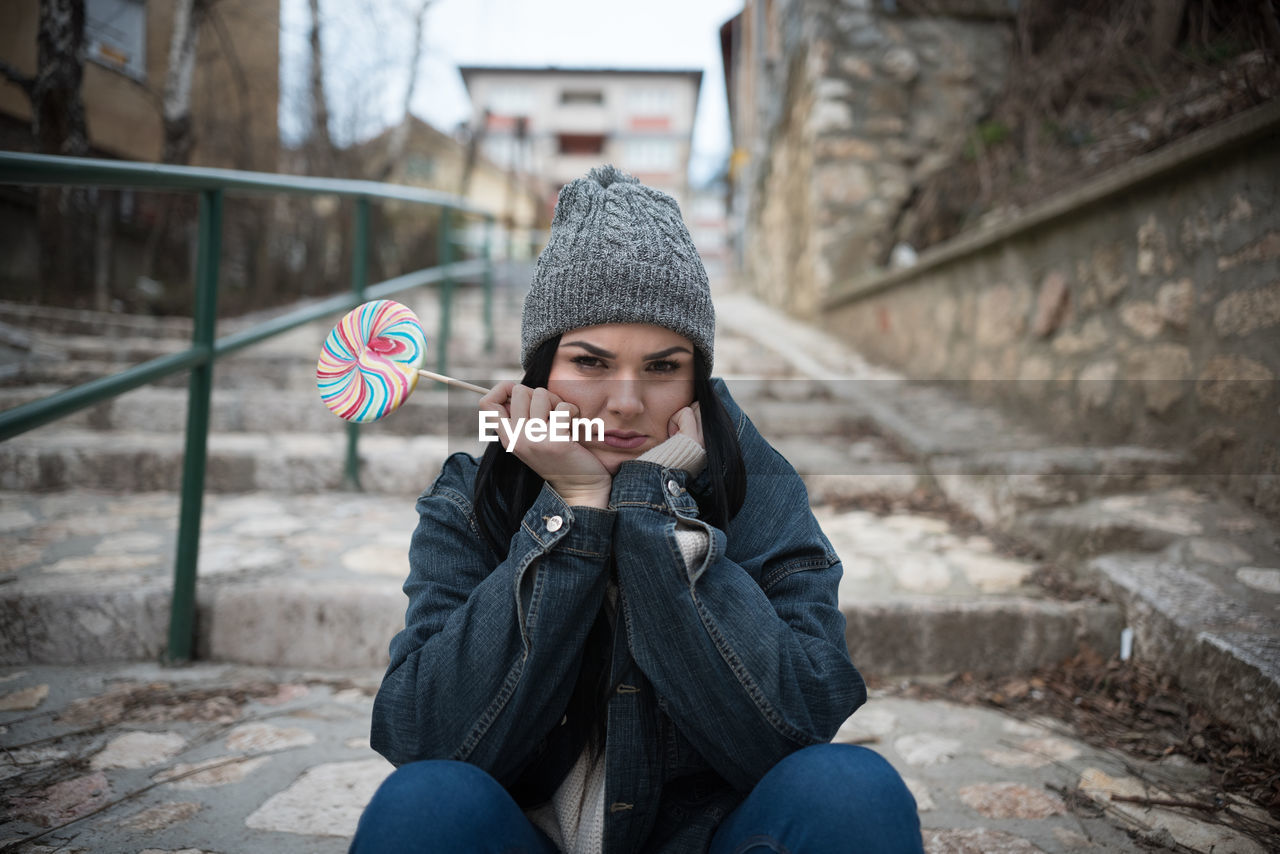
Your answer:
[351,166,923,854]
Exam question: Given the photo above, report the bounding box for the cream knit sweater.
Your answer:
[527,434,709,853]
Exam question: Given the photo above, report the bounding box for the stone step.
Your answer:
[1010,488,1280,754]
[1010,487,1280,567]
[0,384,468,437]
[0,424,925,501]
[0,384,873,440]
[0,346,521,391]
[0,299,194,339]
[925,444,1189,526]
[713,296,1193,523]
[0,429,463,494]
[0,490,1120,678]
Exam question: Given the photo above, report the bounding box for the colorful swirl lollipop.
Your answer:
[317,299,490,423]
[317,300,428,422]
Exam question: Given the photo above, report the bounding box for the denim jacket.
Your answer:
[371,378,867,853]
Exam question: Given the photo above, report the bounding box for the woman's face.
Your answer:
[546,323,696,475]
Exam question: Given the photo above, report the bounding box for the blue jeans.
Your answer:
[349,744,924,853]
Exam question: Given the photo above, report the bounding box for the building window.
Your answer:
[558,134,606,156]
[488,85,534,116]
[86,0,146,81]
[625,139,676,172]
[560,89,604,106]
[628,87,675,115]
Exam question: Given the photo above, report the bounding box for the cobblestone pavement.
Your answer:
[3,663,1273,853]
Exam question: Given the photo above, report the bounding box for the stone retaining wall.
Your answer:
[741,0,1012,315]
[822,104,1280,518]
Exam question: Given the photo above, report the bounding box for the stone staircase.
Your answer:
[2,279,1277,754]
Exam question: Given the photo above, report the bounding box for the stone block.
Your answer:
[1031,270,1070,338]
[10,771,111,827]
[1051,316,1108,356]
[1090,243,1129,303]
[881,46,920,82]
[1217,230,1280,271]
[1136,214,1169,277]
[1156,278,1194,329]
[0,585,170,664]
[198,580,403,669]
[1120,300,1163,339]
[1124,344,1192,415]
[810,99,854,134]
[244,759,393,837]
[90,732,187,770]
[842,598,1122,677]
[1196,355,1275,416]
[814,137,879,161]
[922,828,1044,853]
[1213,281,1280,337]
[957,782,1066,819]
[837,55,874,80]
[1077,360,1118,409]
[120,801,203,831]
[974,282,1030,347]
[815,163,873,206]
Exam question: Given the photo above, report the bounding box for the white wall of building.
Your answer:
[461,68,703,215]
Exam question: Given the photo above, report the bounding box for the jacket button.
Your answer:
[666,479,681,495]
[546,515,563,532]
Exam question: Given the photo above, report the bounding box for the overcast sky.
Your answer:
[279,0,744,185]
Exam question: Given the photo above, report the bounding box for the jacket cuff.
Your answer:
[520,482,615,558]
[610,460,701,517]
[636,434,706,475]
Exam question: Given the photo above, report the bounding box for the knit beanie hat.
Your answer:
[520,165,714,370]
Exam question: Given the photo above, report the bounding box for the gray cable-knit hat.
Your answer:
[520,165,714,370]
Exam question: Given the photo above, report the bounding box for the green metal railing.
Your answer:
[0,151,497,662]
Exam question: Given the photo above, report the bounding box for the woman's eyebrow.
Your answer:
[562,341,615,358]
[642,346,693,360]
[561,342,692,360]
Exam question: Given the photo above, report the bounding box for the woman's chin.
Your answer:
[588,445,644,476]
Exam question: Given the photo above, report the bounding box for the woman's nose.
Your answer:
[606,379,644,417]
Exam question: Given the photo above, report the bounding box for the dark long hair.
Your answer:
[471,332,746,754]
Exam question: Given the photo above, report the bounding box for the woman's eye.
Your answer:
[571,355,604,369]
[647,360,680,373]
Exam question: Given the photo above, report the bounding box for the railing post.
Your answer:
[168,188,223,663]
[482,214,494,354]
[345,197,370,490]
[437,207,454,376]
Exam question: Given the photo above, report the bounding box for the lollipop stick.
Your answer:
[417,370,490,396]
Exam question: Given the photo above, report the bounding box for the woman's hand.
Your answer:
[479,381,612,507]
[666,401,704,448]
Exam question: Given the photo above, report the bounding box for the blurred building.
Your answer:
[357,115,548,263]
[0,0,280,170]
[457,66,702,218]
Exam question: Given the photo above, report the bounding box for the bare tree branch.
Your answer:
[306,0,335,173]
[380,0,435,178]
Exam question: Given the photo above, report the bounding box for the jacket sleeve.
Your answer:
[609,445,866,793]
[370,453,616,785]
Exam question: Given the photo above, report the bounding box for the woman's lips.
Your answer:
[602,431,647,449]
